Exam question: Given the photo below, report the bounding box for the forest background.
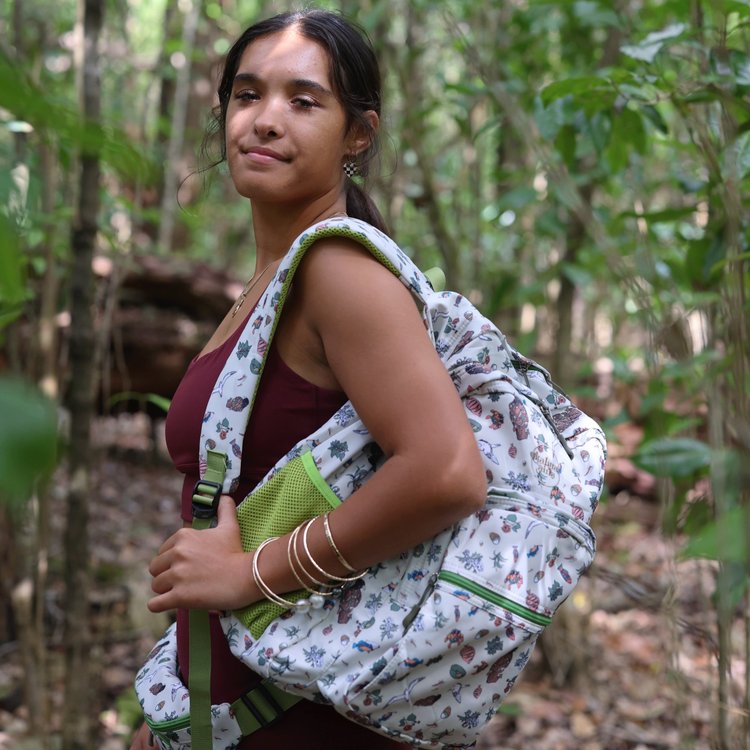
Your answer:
[0,0,748,748]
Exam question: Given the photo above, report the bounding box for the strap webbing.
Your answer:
[188,609,212,748]
[231,681,302,736]
[189,450,228,749]
[187,451,299,744]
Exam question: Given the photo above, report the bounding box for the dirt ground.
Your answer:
[0,427,743,749]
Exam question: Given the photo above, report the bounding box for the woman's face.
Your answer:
[224,27,352,206]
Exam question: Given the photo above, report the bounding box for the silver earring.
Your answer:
[343,160,358,177]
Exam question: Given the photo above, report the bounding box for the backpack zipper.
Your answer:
[511,358,574,460]
[145,714,191,733]
[438,571,552,628]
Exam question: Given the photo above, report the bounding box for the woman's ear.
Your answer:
[347,110,379,156]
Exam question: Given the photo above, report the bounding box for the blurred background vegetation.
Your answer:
[0,0,748,748]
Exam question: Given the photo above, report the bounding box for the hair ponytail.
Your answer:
[346,179,389,235]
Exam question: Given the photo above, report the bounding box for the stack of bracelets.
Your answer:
[251,511,367,613]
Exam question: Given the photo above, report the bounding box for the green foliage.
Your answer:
[108,391,171,414]
[0,0,746,741]
[0,51,155,183]
[0,212,27,327]
[633,437,711,479]
[683,505,749,565]
[0,377,58,510]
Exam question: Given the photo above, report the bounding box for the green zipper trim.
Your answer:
[144,713,191,733]
[301,450,341,508]
[438,571,552,627]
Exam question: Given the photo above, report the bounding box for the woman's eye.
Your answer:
[293,97,317,109]
[235,90,259,101]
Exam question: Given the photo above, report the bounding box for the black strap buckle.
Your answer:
[191,479,222,519]
[240,683,286,728]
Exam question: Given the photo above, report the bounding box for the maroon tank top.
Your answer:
[164,306,408,748]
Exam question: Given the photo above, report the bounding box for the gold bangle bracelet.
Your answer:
[323,511,359,573]
[252,537,324,612]
[288,524,332,594]
[290,520,331,588]
[303,516,367,582]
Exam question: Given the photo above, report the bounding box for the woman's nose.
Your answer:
[253,98,284,139]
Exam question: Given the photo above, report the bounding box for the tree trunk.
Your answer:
[5,6,52,744]
[157,0,202,253]
[136,1,180,241]
[36,139,60,398]
[399,5,462,287]
[61,0,103,746]
[552,22,620,387]
[33,18,61,398]
[553,181,593,388]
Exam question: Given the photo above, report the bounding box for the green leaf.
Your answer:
[619,206,696,223]
[587,111,610,154]
[606,108,647,172]
[682,498,713,537]
[534,96,567,140]
[496,701,523,717]
[681,506,750,564]
[496,186,537,212]
[561,262,593,287]
[621,23,688,63]
[540,76,609,106]
[0,378,58,506]
[0,213,27,327]
[640,104,669,134]
[711,47,750,86]
[734,130,750,179]
[555,124,577,167]
[572,1,620,27]
[686,234,727,288]
[633,437,711,478]
[679,87,722,104]
[108,391,172,413]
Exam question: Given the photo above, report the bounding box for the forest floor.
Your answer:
[0,417,744,749]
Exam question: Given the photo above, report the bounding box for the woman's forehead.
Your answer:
[236,27,332,88]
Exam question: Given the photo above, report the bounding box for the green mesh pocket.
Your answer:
[234,451,341,638]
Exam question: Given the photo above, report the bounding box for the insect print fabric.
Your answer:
[135,218,607,750]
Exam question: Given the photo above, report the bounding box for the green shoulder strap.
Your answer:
[189,449,227,749]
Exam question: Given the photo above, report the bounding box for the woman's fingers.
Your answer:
[146,502,252,612]
[129,722,153,750]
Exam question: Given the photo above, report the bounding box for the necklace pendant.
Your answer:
[229,259,278,319]
[231,296,245,318]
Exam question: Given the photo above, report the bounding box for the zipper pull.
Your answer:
[538,401,574,459]
[402,573,438,630]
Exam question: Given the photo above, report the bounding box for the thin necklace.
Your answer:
[231,260,278,318]
[231,213,345,318]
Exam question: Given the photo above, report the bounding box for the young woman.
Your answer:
[131,9,485,749]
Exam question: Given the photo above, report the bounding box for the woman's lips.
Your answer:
[245,146,288,163]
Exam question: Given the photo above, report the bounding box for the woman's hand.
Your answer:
[147,496,255,612]
[129,723,153,750]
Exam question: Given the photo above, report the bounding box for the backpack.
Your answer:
[135,217,606,749]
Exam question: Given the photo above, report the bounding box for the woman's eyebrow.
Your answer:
[232,72,333,97]
[292,78,334,97]
[232,72,261,87]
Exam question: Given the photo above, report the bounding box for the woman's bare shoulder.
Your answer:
[292,234,415,317]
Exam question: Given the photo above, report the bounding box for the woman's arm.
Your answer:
[148,238,486,613]
[295,238,486,563]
